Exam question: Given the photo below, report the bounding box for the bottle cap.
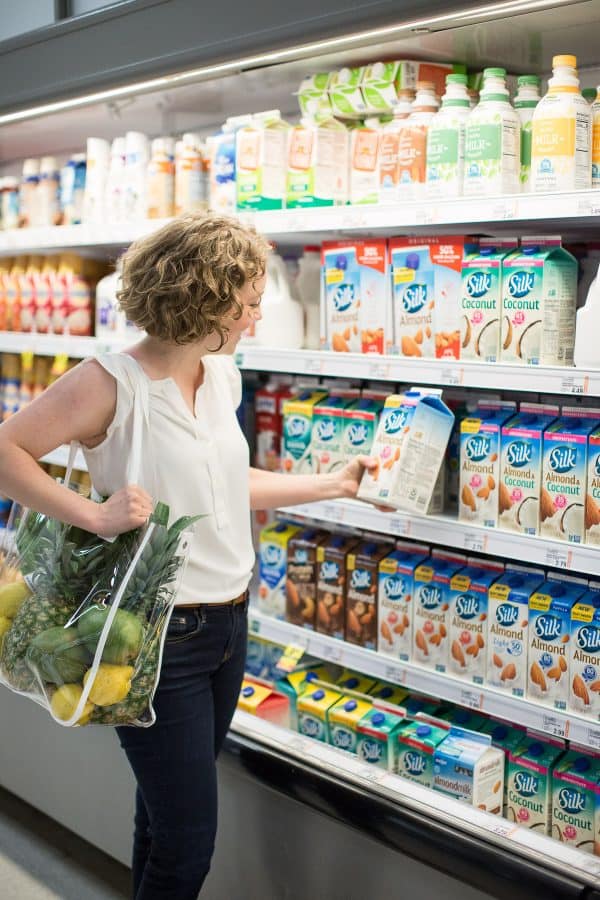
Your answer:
[371,712,386,726]
[344,699,358,712]
[242,685,255,698]
[416,724,432,737]
[553,54,577,69]
[484,67,507,78]
[518,75,541,87]
[22,158,40,176]
[446,74,468,85]
[312,689,325,701]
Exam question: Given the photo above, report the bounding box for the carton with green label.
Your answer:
[396,722,449,788]
[356,708,405,771]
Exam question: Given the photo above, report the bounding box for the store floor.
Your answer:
[0,786,130,899]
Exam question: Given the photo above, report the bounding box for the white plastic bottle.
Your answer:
[104,137,127,222]
[37,157,61,227]
[514,75,541,192]
[147,137,175,218]
[2,177,19,230]
[175,133,207,215]
[531,55,591,193]
[253,254,304,349]
[397,81,439,202]
[426,73,471,198]
[592,88,600,188]
[95,259,123,339]
[83,137,110,224]
[575,262,600,366]
[296,246,322,350]
[60,154,86,225]
[123,131,150,221]
[19,158,40,227]
[378,89,414,204]
[464,68,520,197]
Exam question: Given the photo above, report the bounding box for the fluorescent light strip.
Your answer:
[0,0,572,125]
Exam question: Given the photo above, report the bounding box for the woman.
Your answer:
[0,214,377,899]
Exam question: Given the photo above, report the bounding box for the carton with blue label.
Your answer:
[528,574,587,710]
[328,696,373,754]
[297,686,343,742]
[356,708,405,770]
[345,540,390,650]
[487,564,545,697]
[460,239,518,362]
[316,534,359,640]
[357,392,421,505]
[433,727,504,812]
[586,425,600,546]
[276,665,332,730]
[258,522,302,619]
[286,528,329,629]
[459,400,516,527]
[541,408,600,544]
[499,403,559,536]
[311,393,359,474]
[377,541,429,661]
[342,395,384,464]
[282,389,327,474]
[246,637,285,680]
[396,722,449,788]
[413,550,466,672]
[551,749,600,852]
[569,587,600,720]
[448,559,504,684]
[508,738,565,833]
[500,237,578,367]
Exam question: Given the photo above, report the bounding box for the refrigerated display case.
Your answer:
[2,2,600,897]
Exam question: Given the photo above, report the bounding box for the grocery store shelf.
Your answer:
[0,190,599,255]
[236,346,600,397]
[0,331,128,357]
[39,444,87,471]
[248,609,600,750]
[277,498,600,576]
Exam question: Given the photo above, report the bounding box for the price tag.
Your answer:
[560,374,588,395]
[275,644,306,674]
[323,642,344,664]
[441,367,463,386]
[322,502,345,524]
[542,713,569,739]
[360,766,386,783]
[586,727,600,751]
[305,357,323,375]
[368,360,390,379]
[491,201,516,221]
[287,736,305,754]
[545,547,571,570]
[415,206,437,226]
[459,688,483,710]
[576,198,593,216]
[384,664,407,685]
[390,515,411,537]
[463,531,487,554]
[486,821,518,839]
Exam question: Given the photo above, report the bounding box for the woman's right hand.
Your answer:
[93,485,154,538]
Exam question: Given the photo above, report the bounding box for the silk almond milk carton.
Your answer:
[569,588,600,720]
[377,542,429,661]
[448,560,504,684]
[357,391,421,506]
[481,720,528,815]
[258,522,301,618]
[356,708,405,771]
[585,425,600,546]
[487,565,545,698]
[413,550,466,672]
[285,528,329,629]
[551,749,600,852]
[433,728,504,813]
[345,540,390,650]
[508,737,565,834]
[316,534,359,640]
[459,401,516,527]
[528,574,587,711]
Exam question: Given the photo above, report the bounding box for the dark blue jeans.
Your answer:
[116,597,248,900]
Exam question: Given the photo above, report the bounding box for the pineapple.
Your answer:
[1,594,75,691]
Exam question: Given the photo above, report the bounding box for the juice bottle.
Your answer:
[514,76,541,192]
[2,177,19,230]
[83,138,110,224]
[592,88,600,188]
[426,73,471,198]
[35,255,59,334]
[123,131,150,221]
[0,257,13,330]
[464,68,520,197]
[378,89,414,204]
[38,156,61,227]
[60,154,86,225]
[397,81,439,202]
[349,117,382,205]
[20,255,41,333]
[174,133,207,215]
[531,55,591,193]
[7,256,27,331]
[19,159,39,228]
[147,137,175,219]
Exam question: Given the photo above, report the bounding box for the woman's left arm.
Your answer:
[249,456,377,510]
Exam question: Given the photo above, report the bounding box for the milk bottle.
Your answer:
[592,90,600,188]
[531,55,591,192]
[397,82,439,202]
[378,89,414,204]
[426,74,471,198]
[514,76,541,192]
[147,137,175,219]
[464,68,520,197]
[349,118,382,205]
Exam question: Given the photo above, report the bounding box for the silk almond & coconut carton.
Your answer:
[551,748,600,853]
[433,727,504,813]
[341,394,384,464]
[459,400,516,528]
[499,403,559,536]
[328,695,373,754]
[528,573,587,711]
[377,541,429,662]
[282,389,328,475]
[413,550,466,672]
[487,565,545,698]
[585,424,600,545]
[345,540,391,650]
[569,586,600,720]
[460,239,518,362]
[507,736,566,834]
[447,559,504,685]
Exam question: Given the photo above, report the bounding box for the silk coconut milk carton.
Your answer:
[341,395,384,464]
[499,403,559,536]
[447,559,504,684]
[377,541,429,662]
[413,550,466,672]
[569,587,600,720]
[508,737,565,834]
[541,408,600,544]
[311,392,359,474]
[459,401,516,528]
[500,237,577,367]
[460,239,518,362]
[552,749,600,852]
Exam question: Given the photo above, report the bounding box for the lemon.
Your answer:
[0,581,31,619]
[83,663,134,706]
[50,684,94,725]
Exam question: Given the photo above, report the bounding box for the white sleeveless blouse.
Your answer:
[82,352,254,605]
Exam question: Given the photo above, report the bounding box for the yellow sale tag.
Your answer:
[276,644,306,673]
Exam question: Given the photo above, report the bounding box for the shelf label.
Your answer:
[491,200,516,221]
[459,688,484,711]
[586,727,600,751]
[486,821,518,839]
[304,357,323,375]
[415,206,437,226]
[560,374,588,395]
[541,713,569,739]
[389,515,411,538]
[322,502,345,524]
[368,360,391,379]
[463,531,487,554]
[359,766,387,784]
[384,664,407,686]
[287,736,305,754]
[544,546,571,570]
[322,642,344,664]
[275,644,307,673]
[441,367,463,386]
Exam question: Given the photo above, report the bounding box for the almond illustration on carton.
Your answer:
[530,661,547,693]
[461,484,476,513]
[499,482,512,514]
[476,633,484,649]
[573,674,591,707]
[585,494,600,530]
[429,633,442,646]
[500,662,516,681]
[302,596,315,620]
[347,608,361,636]
[558,655,567,672]
[415,629,428,656]
[286,579,301,609]
[332,332,350,352]
[476,486,490,500]
[381,621,393,644]
[540,488,555,523]
[466,644,479,657]
[401,335,422,358]
[590,680,600,693]
[493,653,503,668]
[547,666,561,681]
[452,640,466,667]
[487,475,496,491]
[393,623,405,635]
[439,623,447,637]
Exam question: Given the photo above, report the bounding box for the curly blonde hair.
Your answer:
[117,213,271,347]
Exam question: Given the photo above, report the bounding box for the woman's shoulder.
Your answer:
[204,354,242,408]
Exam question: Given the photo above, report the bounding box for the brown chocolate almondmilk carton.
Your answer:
[316,534,360,640]
[345,540,391,650]
[286,528,329,629]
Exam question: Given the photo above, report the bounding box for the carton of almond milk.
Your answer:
[396,721,449,788]
[487,565,545,698]
[345,540,390,650]
[528,574,587,711]
[447,559,504,684]
[413,550,466,672]
[377,541,429,661]
[282,389,328,474]
[285,528,329,629]
[433,727,504,813]
[585,426,600,546]
[508,737,565,833]
[316,534,360,640]
[258,522,302,618]
[569,587,600,720]
[357,391,422,505]
[459,401,516,527]
[551,748,600,852]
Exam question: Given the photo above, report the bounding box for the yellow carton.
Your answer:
[258,522,301,619]
[297,686,343,742]
[328,696,373,753]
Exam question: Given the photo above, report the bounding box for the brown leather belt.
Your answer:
[176,591,248,610]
